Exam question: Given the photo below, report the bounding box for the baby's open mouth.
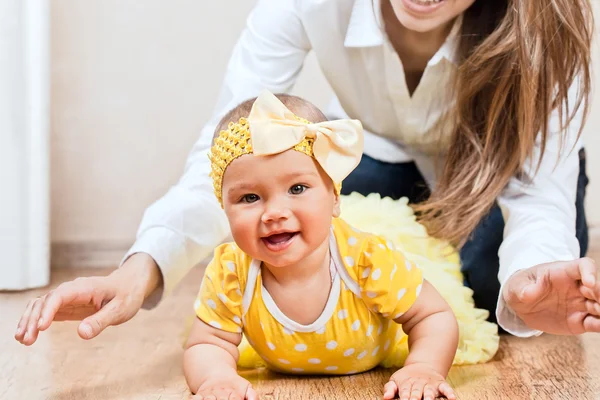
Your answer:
[262,232,298,251]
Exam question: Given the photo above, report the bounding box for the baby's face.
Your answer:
[222,149,340,268]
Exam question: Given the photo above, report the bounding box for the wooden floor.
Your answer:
[2,234,600,400]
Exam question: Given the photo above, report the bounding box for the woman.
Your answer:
[16,0,599,345]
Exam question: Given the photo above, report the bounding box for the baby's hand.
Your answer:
[384,363,455,400]
[191,372,258,400]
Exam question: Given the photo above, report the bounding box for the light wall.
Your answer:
[50,1,599,266]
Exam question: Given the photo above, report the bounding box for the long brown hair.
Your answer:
[416,0,594,246]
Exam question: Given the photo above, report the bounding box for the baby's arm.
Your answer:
[385,280,458,400]
[184,318,257,399]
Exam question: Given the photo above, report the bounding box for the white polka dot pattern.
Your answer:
[372,345,380,356]
[226,261,236,272]
[217,293,228,304]
[308,358,321,364]
[326,340,338,350]
[295,344,308,352]
[371,268,381,280]
[348,237,358,246]
[343,348,355,357]
[351,320,361,331]
[344,256,355,267]
[397,288,406,301]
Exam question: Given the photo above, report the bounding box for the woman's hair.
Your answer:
[416,0,594,246]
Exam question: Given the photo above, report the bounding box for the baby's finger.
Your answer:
[24,298,44,345]
[399,380,414,400]
[423,383,436,400]
[410,380,426,400]
[245,386,258,400]
[383,380,398,400]
[439,381,456,400]
[15,298,37,342]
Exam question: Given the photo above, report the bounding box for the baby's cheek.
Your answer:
[228,215,257,252]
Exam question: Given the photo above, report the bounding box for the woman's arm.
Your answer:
[496,79,592,336]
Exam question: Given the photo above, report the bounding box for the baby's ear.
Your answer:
[332,192,341,218]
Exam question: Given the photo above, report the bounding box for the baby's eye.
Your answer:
[289,184,308,195]
[241,194,260,203]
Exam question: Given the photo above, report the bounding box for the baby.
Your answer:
[184,91,459,400]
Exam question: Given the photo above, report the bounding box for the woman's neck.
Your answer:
[381,0,456,93]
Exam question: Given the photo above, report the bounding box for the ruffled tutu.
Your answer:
[185,193,499,369]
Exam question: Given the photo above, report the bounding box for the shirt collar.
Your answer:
[427,14,462,66]
[344,0,462,66]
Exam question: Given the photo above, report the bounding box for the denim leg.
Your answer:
[341,154,429,201]
[460,148,590,324]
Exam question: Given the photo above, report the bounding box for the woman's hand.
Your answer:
[384,363,455,400]
[503,257,600,335]
[14,253,162,345]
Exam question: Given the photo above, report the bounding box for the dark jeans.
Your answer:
[341,150,590,324]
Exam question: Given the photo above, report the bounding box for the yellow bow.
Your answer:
[248,91,364,184]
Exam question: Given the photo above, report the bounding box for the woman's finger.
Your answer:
[79,299,126,339]
[24,298,44,345]
[580,286,598,302]
[15,298,36,342]
[585,300,600,316]
[39,279,99,327]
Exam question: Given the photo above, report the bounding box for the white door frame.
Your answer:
[0,0,50,290]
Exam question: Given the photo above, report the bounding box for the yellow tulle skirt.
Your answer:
[191,193,499,369]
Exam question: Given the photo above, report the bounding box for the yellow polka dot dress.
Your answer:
[194,218,423,375]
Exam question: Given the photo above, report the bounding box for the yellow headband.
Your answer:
[208,90,364,207]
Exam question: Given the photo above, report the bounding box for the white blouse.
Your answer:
[123,0,584,337]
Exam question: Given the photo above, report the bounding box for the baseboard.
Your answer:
[51,241,130,269]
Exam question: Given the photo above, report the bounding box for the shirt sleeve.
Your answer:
[496,79,585,337]
[194,244,244,333]
[120,0,311,307]
[358,237,424,319]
